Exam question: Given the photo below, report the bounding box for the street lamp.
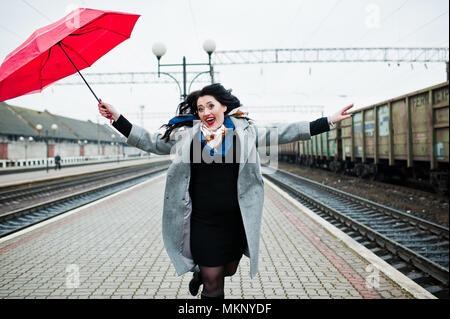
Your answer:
[36,123,58,172]
[152,39,216,101]
[203,39,216,65]
[152,42,167,61]
[203,39,216,85]
[35,124,45,170]
[51,123,59,155]
[19,136,34,163]
[19,136,25,163]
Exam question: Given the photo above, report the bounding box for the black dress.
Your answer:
[188,133,247,267]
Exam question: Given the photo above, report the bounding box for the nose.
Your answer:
[203,108,211,116]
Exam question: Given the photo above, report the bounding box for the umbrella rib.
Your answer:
[39,47,52,88]
[65,13,110,35]
[39,47,52,72]
[68,26,129,39]
[60,41,92,68]
[68,27,102,36]
[102,28,129,39]
[71,12,131,38]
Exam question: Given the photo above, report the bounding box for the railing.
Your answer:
[0,154,149,169]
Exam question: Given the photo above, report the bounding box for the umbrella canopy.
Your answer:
[0,8,140,102]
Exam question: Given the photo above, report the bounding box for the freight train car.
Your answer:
[279,81,449,193]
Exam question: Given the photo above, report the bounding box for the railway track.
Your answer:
[0,160,170,238]
[278,161,449,227]
[262,167,449,299]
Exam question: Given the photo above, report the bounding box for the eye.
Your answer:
[198,107,204,112]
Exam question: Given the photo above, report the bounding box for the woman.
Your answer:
[98,83,353,299]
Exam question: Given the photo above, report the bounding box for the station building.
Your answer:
[0,102,141,168]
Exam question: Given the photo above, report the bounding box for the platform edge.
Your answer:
[0,173,167,245]
[263,177,436,300]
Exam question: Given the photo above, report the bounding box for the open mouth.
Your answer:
[205,117,215,126]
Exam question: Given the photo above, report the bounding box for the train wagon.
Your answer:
[279,81,449,192]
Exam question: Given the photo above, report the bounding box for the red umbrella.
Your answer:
[0,8,140,110]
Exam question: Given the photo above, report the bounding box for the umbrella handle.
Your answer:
[99,100,113,125]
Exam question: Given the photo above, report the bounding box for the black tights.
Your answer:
[199,259,240,297]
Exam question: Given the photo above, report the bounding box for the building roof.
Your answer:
[0,102,125,143]
[0,102,38,137]
[49,113,123,142]
[10,105,78,139]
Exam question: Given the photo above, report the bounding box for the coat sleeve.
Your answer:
[126,124,176,155]
[252,121,311,147]
[309,117,331,136]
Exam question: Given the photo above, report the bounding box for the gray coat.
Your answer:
[126,117,311,278]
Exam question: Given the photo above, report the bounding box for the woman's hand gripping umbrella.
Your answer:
[0,8,140,123]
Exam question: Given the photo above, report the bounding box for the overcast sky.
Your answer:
[0,0,448,130]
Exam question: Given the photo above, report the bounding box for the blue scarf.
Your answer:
[168,114,199,125]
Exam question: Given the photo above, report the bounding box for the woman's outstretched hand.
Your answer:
[328,104,354,124]
[98,100,120,122]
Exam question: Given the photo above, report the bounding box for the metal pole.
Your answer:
[45,130,49,173]
[97,118,100,156]
[183,56,187,100]
[208,53,214,84]
[446,61,449,82]
[157,57,161,78]
[188,71,210,94]
[140,105,145,127]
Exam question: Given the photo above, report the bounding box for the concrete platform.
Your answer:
[0,155,170,188]
[0,173,434,299]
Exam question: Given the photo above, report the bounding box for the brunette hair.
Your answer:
[161,83,245,141]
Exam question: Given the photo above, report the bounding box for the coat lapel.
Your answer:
[176,120,201,163]
[230,117,250,174]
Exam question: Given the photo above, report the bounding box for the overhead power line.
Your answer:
[397,10,449,44]
[21,0,53,23]
[54,71,220,86]
[0,23,23,40]
[53,48,448,86]
[212,47,449,65]
[356,0,411,43]
[302,0,343,47]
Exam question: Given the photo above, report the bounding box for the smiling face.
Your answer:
[197,95,227,131]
